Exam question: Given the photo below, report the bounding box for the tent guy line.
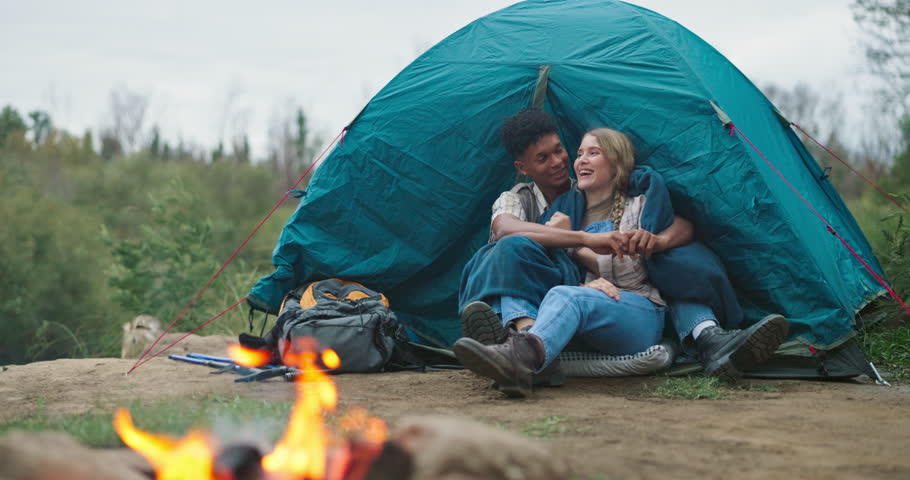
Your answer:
[791,123,909,213]
[127,128,346,374]
[731,121,909,316]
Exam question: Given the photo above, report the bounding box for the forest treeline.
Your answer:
[1,0,908,366]
[0,102,320,364]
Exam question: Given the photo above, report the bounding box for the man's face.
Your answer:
[514,132,570,191]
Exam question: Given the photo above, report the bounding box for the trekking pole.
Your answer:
[171,353,298,382]
[234,366,302,383]
[168,354,232,369]
[185,353,234,363]
[187,352,281,369]
[168,354,260,377]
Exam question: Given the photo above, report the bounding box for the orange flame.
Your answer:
[115,337,387,480]
[113,408,215,480]
[321,349,341,370]
[262,338,339,479]
[228,343,272,367]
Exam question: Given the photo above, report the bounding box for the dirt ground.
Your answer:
[2,334,910,480]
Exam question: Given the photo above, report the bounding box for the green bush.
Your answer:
[0,180,122,364]
[103,178,267,335]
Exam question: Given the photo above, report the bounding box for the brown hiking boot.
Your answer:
[501,327,565,388]
[453,332,545,398]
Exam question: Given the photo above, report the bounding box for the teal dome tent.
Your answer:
[248,0,886,367]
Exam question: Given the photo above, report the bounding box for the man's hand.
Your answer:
[544,212,572,231]
[583,231,628,258]
[625,229,666,259]
[582,277,620,301]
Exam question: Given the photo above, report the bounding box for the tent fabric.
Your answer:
[249,0,886,349]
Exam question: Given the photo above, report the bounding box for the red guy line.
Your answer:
[791,123,908,213]
[130,297,247,370]
[731,124,910,316]
[128,128,345,373]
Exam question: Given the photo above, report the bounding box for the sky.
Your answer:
[0,0,869,158]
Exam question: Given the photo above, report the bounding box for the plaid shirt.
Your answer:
[489,182,550,241]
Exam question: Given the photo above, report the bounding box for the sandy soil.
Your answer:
[2,334,910,479]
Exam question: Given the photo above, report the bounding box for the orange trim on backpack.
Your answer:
[298,283,318,310]
[281,279,390,312]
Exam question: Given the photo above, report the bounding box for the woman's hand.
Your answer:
[545,211,572,230]
[582,277,620,301]
[582,231,628,257]
[625,229,665,258]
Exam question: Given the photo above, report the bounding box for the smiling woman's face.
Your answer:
[574,134,615,192]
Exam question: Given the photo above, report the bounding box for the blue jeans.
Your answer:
[490,295,539,325]
[668,301,717,354]
[494,292,717,356]
[527,286,666,369]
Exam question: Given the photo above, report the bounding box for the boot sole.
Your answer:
[705,314,789,382]
[534,371,566,388]
[461,301,504,346]
[453,339,530,398]
[729,314,789,372]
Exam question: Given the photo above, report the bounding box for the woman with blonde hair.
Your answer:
[454,128,788,398]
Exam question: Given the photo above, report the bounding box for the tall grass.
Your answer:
[850,194,910,381]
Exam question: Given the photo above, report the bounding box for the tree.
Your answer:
[762,82,869,201]
[0,105,27,147]
[104,85,149,153]
[99,130,124,160]
[852,0,910,160]
[296,108,308,166]
[211,141,224,163]
[852,0,910,116]
[148,125,162,157]
[853,0,910,191]
[28,110,53,145]
[233,134,251,164]
[267,103,322,191]
[81,130,94,155]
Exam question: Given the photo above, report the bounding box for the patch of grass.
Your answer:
[522,416,569,438]
[648,376,728,400]
[861,321,910,382]
[0,394,294,447]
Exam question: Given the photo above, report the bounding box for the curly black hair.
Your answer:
[500,108,558,159]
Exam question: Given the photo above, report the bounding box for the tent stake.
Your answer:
[868,362,891,386]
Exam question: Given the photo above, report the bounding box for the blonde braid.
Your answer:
[610,188,626,231]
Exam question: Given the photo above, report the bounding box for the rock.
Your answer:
[391,416,570,480]
[0,431,150,480]
[121,315,163,359]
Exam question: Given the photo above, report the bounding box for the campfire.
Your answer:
[113,339,390,480]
